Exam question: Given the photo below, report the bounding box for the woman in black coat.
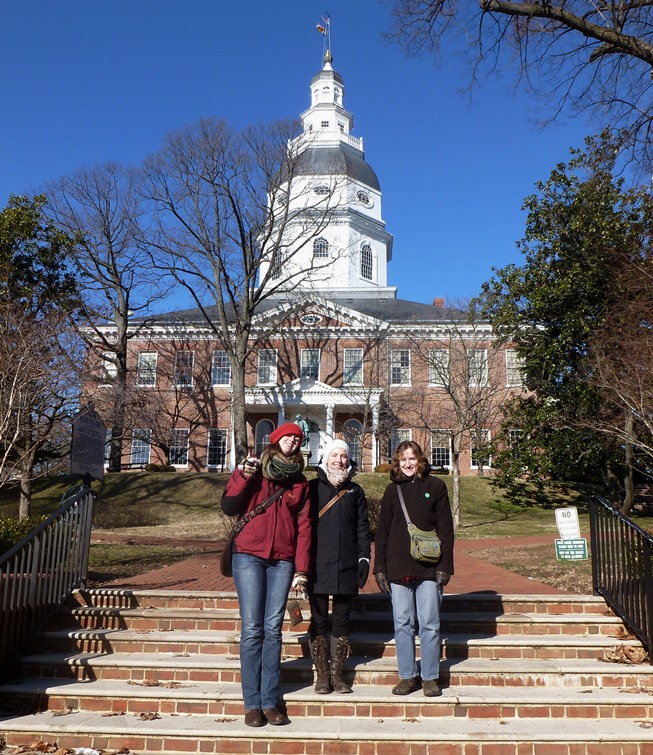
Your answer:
[373,440,454,698]
[308,438,371,694]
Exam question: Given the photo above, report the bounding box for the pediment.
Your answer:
[253,295,385,332]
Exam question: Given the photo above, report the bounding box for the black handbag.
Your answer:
[220,486,285,577]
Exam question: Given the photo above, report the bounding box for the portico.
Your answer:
[244,378,382,469]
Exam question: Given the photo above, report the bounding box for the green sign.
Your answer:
[555,538,588,561]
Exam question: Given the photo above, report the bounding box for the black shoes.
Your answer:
[391,676,421,695]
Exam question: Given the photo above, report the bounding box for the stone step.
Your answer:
[68,588,611,616]
[4,678,653,720]
[37,626,641,662]
[54,605,623,637]
[1,708,652,754]
[15,650,653,688]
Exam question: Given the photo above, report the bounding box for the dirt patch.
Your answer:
[475,543,593,594]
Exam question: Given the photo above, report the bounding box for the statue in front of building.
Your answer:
[295,414,310,449]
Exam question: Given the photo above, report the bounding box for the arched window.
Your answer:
[313,237,329,258]
[360,243,373,281]
[255,419,274,457]
[343,419,363,469]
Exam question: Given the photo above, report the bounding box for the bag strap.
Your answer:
[396,484,413,527]
[318,488,350,520]
[232,486,285,536]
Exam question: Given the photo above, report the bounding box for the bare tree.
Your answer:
[43,162,166,471]
[400,313,518,528]
[140,118,344,458]
[388,1,653,167]
[585,248,653,510]
[0,302,83,516]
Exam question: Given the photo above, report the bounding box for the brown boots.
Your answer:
[311,636,331,694]
[330,636,352,694]
[311,635,353,694]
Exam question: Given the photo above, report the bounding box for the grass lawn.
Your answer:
[1,469,636,592]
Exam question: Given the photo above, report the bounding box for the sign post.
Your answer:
[554,506,588,561]
[71,405,106,486]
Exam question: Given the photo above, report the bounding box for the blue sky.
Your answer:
[1,1,591,307]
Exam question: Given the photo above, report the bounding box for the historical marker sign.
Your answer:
[71,407,106,482]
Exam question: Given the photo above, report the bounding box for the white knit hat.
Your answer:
[319,438,351,476]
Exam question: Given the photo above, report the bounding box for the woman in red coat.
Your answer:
[221,422,311,727]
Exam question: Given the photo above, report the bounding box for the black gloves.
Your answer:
[435,571,451,587]
[375,572,390,594]
[357,559,370,588]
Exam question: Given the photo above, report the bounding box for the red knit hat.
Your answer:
[269,422,304,446]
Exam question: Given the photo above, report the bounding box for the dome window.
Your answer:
[314,184,331,196]
[313,237,329,258]
[357,191,370,206]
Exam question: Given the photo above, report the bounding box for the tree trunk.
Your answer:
[230,346,250,465]
[451,453,461,530]
[620,418,636,515]
[18,455,36,519]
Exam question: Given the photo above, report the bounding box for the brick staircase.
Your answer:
[1,589,653,754]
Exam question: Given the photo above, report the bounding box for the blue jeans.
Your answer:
[232,552,294,710]
[390,579,443,681]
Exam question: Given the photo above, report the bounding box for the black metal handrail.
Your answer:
[588,494,653,664]
[0,484,95,671]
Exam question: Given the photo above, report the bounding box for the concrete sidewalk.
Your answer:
[97,534,576,595]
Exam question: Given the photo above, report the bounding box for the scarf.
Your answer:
[262,448,303,481]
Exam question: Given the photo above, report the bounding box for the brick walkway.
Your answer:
[97,534,577,595]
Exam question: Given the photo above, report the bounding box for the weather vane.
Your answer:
[316,13,332,64]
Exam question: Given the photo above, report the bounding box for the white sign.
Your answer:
[555,506,581,541]
[71,409,106,481]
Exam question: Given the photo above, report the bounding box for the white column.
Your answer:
[325,403,334,438]
[372,401,380,470]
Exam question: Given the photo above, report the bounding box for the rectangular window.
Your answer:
[100,351,117,382]
[174,350,194,387]
[137,351,158,387]
[104,428,112,467]
[130,429,151,467]
[390,349,411,386]
[257,349,278,385]
[467,348,488,387]
[428,349,449,387]
[343,348,363,385]
[471,429,491,468]
[509,429,524,453]
[505,349,524,387]
[430,430,451,469]
[360,244,373,281]
[207,429,228,468]
[390,428,411,459]
[170,428,189,466]
[301,348,320,380]
[211,350,231,386]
